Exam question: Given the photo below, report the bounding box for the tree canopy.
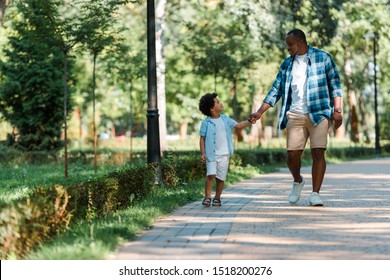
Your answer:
[0,0,389,150]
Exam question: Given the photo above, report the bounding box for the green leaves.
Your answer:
[0,0,67,151]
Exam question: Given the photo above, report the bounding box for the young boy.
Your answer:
[199,92,251,207]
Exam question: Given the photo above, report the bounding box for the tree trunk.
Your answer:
[156,0,167,153]
[0,0,9,28]
[230,79,244,142]
[344,48,359,142]
[92,52,98,173]
[74,107,83,142]
[248,87,263,146]
[358,91,370,143]
[179,119,188,140]
[63,50,69,178]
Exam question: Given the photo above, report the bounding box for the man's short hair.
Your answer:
[287,29,307,44]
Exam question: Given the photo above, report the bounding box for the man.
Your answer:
[249,29,343,206]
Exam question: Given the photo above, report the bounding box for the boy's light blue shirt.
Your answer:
[199,114,237,162]
[263,45,342,130]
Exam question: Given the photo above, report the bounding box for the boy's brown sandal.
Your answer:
[212,198,221,207]
[202,197,211,207]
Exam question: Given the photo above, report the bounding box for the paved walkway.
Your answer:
[114,157,390,260]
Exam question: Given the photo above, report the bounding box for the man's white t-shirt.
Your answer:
[290,54,309,114]
[211,117,229,156]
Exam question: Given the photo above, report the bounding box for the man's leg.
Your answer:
[308,118,329,193]
[286,112,308,203]
[307,118,329,206]
[286,112,307,183]
[311,148,326,193]
[287,149,306,203]
[287,150,304,183]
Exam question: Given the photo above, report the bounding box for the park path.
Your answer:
[114,157,390,260]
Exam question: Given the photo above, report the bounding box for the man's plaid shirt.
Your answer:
[263,45,343,130]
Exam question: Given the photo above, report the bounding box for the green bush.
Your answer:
[236,149,287,166]
[160,154,205,188]
[0,185,71,259]
[65,163,156,221]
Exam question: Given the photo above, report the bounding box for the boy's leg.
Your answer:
[214,154,229,200]
[205,160,217,198]
[204,175,215,198]
[214,178,224,199]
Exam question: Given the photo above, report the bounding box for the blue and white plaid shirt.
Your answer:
[263,45,342,130]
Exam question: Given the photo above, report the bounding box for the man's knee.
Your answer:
[311,148,325,161]
[288,150,303,158]
[287,150,303,164]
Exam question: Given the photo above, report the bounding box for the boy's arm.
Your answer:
[235,120,252,130]
[199,136,206,162]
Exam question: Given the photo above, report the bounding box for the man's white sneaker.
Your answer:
[288,176,305,203]
[309,192,324,206]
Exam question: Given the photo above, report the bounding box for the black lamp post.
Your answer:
[147,0,161,172]
[364,32,380,155]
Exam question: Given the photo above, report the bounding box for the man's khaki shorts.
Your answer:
[286,111,330,150]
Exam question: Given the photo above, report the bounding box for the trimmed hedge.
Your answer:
[0,145,147,166]
[0,156,205,259]
[0,186,71,259]
[235,144,390,167]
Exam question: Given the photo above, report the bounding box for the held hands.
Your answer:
[248,111,262,124]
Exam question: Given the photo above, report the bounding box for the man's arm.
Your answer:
[248,102,272,123]
[333,96,343,129]
[324,54,343,129]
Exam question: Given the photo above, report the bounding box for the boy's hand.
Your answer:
[200,154,206,163]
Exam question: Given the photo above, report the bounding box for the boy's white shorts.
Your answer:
[206,154,230,181]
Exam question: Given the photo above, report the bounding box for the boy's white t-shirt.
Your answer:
[211,117,229,156]
[290,54,309,114]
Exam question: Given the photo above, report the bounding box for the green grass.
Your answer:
[0,163,121,204]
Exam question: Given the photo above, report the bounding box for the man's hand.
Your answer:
[333,112,343,129]
[248,111,262,124]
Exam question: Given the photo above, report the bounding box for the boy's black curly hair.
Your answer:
[199,92,218,116]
